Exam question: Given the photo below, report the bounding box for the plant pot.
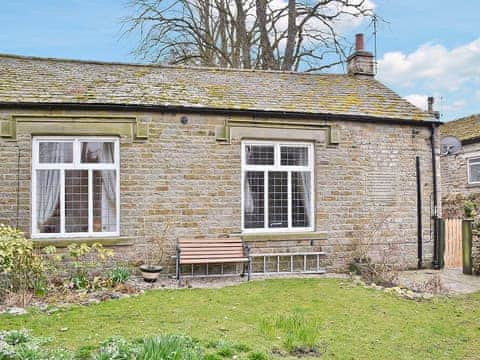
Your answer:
[139,265,163,283]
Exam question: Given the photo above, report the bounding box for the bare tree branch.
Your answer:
[121,0,376,71]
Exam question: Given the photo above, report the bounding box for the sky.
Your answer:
[0,0,478,121]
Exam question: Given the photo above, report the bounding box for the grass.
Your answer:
[1,278,480,359]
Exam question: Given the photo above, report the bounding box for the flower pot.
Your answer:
[139,265,163,282]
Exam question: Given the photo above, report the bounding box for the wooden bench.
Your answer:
[176,237,251,282]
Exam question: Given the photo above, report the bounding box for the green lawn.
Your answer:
[2,278,480,359]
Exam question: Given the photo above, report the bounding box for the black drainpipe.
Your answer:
[16,144,21,228]
[430,123,441,269]
[416,156,423,269]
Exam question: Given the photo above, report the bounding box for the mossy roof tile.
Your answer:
[440,114,480,141]
[0,54,433,121]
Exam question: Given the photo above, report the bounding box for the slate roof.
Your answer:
[0,54,433,122]
[441,114,480,142]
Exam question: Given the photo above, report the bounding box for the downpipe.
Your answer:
[430,123,441,269]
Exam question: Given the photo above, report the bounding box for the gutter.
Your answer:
[0,101,441,127]
[461,137,480,146]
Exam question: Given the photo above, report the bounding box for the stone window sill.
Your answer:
[240,232,327,242]
[33,236,134,248]
[467,183,480,188]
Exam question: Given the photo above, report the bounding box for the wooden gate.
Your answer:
[444,218,463,268]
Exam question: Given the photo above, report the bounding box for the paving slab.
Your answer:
[398,268,480,295]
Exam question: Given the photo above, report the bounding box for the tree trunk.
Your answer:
[256,0,276,69]
[282,0,297,70]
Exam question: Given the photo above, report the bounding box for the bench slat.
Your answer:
[180,257,249,264]
[180,243,243,248]
[179,238,242,243]
[181,253,244,259]
[181,250,244,255]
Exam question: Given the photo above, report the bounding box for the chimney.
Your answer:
[347,33,375,77]
[427,96,440,119]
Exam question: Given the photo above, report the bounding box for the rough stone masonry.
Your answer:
[0,108,438,274]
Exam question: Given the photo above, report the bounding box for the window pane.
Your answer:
[39,142,73,163]
[245,145,274,165]
[470,163,480,183]
[93,170,117,232]
[36,170,61,233]
[268,171,288,228]
[280,146,308,166]
[65,170,89,233]
[244,171,265,228]
[81,142,115,163]
[292,172,311,228]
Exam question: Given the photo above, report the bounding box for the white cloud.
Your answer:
[404,94,428,110]
[377,38,480,91]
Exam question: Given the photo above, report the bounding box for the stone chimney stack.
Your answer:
[427,96,440,119]
[347,33,375,77]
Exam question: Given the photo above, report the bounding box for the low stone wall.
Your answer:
[472,230,480,274]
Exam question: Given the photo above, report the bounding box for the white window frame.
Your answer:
[31,136,120,238]
[468,156,480,185]
[241,140,314,233]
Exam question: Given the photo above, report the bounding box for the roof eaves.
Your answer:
[0,101,440,126]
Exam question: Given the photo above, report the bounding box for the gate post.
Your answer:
[435,218,445,269]
[462,219,473,275]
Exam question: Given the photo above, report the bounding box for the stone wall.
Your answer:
[472,229,480,274]
[440,142,480,217]
[0,108,438,273]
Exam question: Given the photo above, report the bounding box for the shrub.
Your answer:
[110,266,132,286]
[465,200,477,218]
[0,225,45,305]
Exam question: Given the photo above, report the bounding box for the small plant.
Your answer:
[110,266,132,286]
[0,329,74,359]
[137,335,203,360]
[260,311,322,355]
[205,339,249,358]
[465,200,477,218]
[247,351,270,360]
[93,336,137,360]
[66,243,114,290]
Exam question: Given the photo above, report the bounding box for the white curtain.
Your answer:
[300,172,312,227]
[295,148,312,227]
[244,173,255,214]
[98,143,116,204]
[37,143,64,230]
[98,142,116,231]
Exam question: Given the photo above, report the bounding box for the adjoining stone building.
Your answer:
[440,115,480,273]
[0,36,442,274]
[440,114,480,217]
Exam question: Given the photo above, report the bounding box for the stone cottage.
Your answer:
[0,35,442,274]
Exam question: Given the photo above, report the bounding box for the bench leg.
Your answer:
[247,259,251,281]
[176,247,181,283]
